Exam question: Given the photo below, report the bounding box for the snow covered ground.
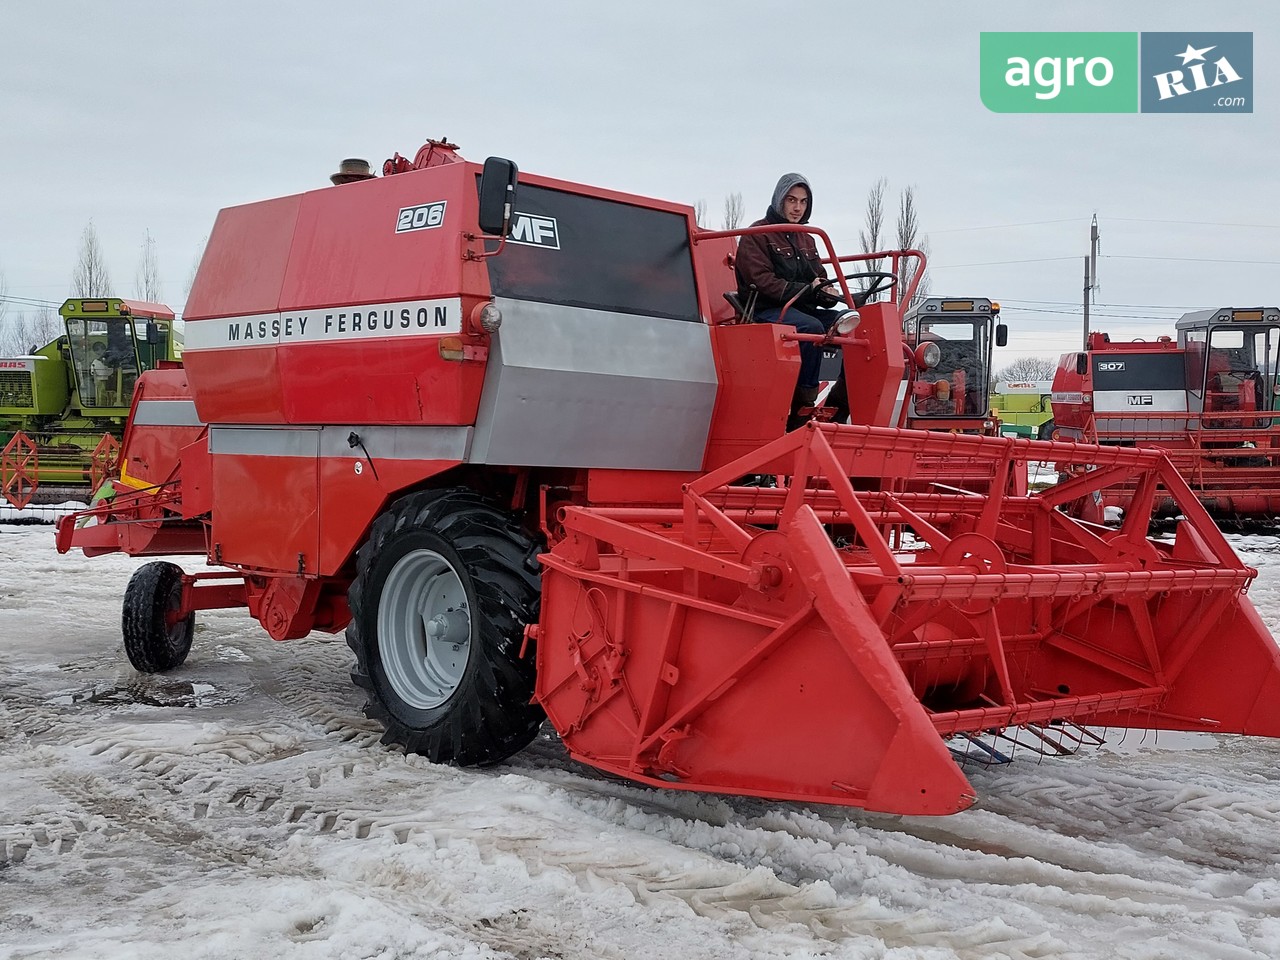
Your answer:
[5,523,1280,960]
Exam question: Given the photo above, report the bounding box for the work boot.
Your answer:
[824,374,849,424]
[786,385,821,432]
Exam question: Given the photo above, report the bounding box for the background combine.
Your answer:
[1,297,182,509]
[54,140,1280,816]
[991,378,1055,439]
[1053,307,1280,524]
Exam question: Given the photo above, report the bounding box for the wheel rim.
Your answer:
[377,548,472,709]
[165,579,189,644]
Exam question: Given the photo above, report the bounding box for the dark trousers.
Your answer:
[755,306,843,388]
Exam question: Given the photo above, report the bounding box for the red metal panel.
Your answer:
[118,300,176,321]
[183,194,303,423]
[315,456,461,576]
[211,453,318,574]
[178,435,212,519]
[278,169,471,310]
[277,341,484,425]
[586,469,692,505]
[702,324,797,472]
[185,195,303,321]
[188,347,287,422]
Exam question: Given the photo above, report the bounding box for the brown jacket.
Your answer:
[735,215,834,312]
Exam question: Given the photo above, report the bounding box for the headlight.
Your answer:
[916,341,941,369]
[479,303,503,332]
[833,309,861,336]
[469,301,503,334]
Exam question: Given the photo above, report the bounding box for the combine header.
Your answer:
[55,142,1280,815]
[1053,308,1280,522]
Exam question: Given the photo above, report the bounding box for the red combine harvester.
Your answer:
[1053,307,1280,522]
[56,141,1280,816]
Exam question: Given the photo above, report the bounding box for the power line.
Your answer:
[997,296,1189,311]
[930,256,1081,269]
[1008,306,1188,320]
[0,294,62,309]
[1103,254,1280,266]
[1108,217,1280,230]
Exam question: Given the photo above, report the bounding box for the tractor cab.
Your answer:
[901,297,1006,431]
[61,299,181,413]
[1177,307,1280,425]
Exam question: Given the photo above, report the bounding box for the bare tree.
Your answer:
[70,222,113,297]
[0,307,61,356]
[914,235,932,302]
[895,186,931,304]
[134,229,162,303]
[996,356,1058,382]
[0,314,19,356]
[857,178,887,299]
[722,192,745,230]
[693,199,707,228]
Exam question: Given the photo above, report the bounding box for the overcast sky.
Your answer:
[1,1,1276,360]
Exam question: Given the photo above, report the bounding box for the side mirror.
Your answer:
[1076,353,1088,376]
[478,157,518,236]
[146,320,160,344]
[995,323,1008,348]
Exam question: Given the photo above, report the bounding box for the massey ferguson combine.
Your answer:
[55,140,1280,816]
[1052,308,1280,521]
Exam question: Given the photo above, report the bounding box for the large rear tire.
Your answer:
[122,561,194,673]
[346,489,545,765]
[1037,419,1057,441]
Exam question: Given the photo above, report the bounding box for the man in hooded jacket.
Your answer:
[735,173,845,429]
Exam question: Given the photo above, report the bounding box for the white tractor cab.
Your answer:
[1180,307,1280,422]
[900,297,1006,432]
[816,297,1007,431]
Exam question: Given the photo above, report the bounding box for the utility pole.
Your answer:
[1082,214,1099,349]
[1083,256,1090,349]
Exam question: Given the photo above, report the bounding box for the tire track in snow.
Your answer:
[507,750,1280,959]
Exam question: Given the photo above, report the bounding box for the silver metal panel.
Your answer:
[891,380,908,425]
[1096,417,1195,437]
[209,426,320,458]
[317,425,472,461]
[1093,390,1187,414]
[1094,390,1189,437]
[209,424,471,461]
[131,399,205,427]
[470,299,718,469]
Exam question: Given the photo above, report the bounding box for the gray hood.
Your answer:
[768,173,813,224]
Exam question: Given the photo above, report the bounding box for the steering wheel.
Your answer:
[821,271,897,307]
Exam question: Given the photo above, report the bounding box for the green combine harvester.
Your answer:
[990,378,1055,439]
[1,298,183,508]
